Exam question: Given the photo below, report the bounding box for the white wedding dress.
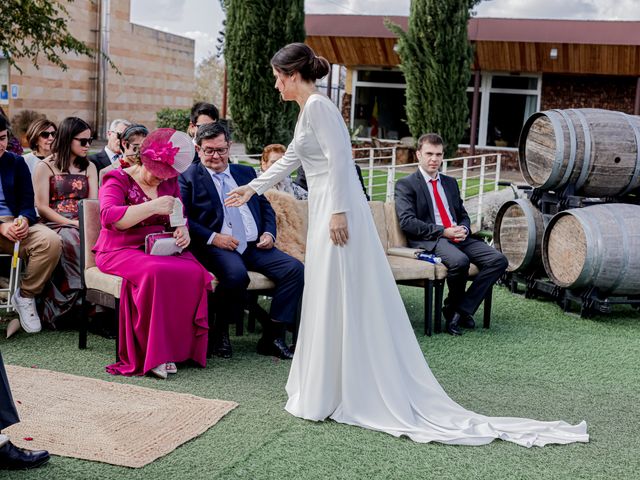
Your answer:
[249,94,588,447]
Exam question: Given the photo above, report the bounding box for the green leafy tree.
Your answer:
[0,0,96,72]
[387,0,480,157]
[224,0,305,153]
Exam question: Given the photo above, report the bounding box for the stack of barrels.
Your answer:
[494,108,640,296]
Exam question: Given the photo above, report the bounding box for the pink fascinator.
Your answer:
[140,128,194,179]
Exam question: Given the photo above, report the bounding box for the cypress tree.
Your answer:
[387,1,479,157]
[225,0,305,153]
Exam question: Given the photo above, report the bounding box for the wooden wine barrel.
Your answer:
[519,108,640,197]
[542,204,640,294]
[493,199,546,272]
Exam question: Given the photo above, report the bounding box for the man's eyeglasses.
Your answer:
[201,147,229,157]
[39,131,56,140]
[74,137,93,147]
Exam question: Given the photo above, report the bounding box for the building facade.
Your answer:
[0,0,194,136]
[306,15,640,162]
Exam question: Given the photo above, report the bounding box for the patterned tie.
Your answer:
[215,172,247,254]
[430,179,452,228]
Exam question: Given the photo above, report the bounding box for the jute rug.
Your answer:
[4,365,238,468]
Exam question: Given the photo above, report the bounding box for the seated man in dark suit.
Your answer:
[394,133,508,336]
[0,351,50,469]
[179,123,304,359]
[88,118,131,172]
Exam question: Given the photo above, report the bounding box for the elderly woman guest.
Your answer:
[94,128,214,379]
[22,119,57,175]
[33,117,98,327]
[259,144,307,200]
[98,124,148,186]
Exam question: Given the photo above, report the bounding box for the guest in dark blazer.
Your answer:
[179,122,304,359]
[88,119,131,171]
[394,133,507,336]
[0,117,62,334]
[0,352,50,469]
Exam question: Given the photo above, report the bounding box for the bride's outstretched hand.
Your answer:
[329,213,349,246]
[225,185,256,207]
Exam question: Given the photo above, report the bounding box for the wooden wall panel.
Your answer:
[309,35,640,75]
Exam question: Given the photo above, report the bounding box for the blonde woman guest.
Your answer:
[33,117,98,328]
[22,119,57,176]
[259,144,307,200]
[226,42,588,447]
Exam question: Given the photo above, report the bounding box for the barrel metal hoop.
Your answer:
[573,209,603,289]
[553,109,577,187]
[608,206,630,294]
[542,111,566,190]
[571,109,592,190]
[620,113,640,195]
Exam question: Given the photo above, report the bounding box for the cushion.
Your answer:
[384,201,408,248]
[84,267,122,298]
[368,201,388,249]
[264,190,307,262]
[80,199,101,269]
[248,271,276,291]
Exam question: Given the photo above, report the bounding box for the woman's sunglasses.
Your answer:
[39,131,56,140]
[74,137,93,147]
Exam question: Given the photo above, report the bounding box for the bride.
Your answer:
[226,43,588,447]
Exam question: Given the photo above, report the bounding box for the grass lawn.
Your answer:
[1,286,638,479]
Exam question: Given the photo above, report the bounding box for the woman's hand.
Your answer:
[174,226,191,248]
[152,196,176,215]
[224,185,256,207]
[329,213,349,246]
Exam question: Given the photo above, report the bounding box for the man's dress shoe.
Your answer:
[257,337,294,359]
[0,441,50,470]
[460,313,475,329]
[213,333,233,359]
[444,312,463,336]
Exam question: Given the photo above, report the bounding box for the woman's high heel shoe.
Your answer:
[150,364,168,379]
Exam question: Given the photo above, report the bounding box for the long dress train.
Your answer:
[249,93,588,447]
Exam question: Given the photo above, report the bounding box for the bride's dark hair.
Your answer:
[271,43,330,82]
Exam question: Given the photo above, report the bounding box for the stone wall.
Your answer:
[541,74,637,113]
[6,0,194,132]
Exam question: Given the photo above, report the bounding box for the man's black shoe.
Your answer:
[460,313,475,329]
[445,312,463,336]
[257,337,294,359]
[213,333,232,358]
[0,441,50,470]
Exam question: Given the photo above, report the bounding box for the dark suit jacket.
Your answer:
[0,152,37,225]
[394,171,471,251]
[179,162,277,250]
[88,149,111,171]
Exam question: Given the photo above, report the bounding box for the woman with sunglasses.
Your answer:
[98,124,149,186]
[33,117,98,328]
[22,119,57,176]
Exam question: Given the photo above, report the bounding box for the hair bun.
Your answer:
[312,55,330,79]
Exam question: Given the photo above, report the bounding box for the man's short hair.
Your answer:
[190,102,220,124]
[417,133,444,150]
[195,122,229,146]
[108,118,131,134]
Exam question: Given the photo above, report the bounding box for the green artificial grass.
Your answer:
[1,286,639,479]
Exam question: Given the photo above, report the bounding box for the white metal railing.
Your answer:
[230,147,502,231]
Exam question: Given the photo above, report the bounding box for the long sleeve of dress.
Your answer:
[306,97,352,214]
[99,172,129,230]
[249,142,301,195]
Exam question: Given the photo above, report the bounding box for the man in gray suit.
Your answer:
[394,133,507,336]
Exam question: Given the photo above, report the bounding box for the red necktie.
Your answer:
[430,179,452,228]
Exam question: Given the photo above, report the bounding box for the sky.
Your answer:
[129,0,640,63]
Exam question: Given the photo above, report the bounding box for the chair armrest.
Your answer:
[387,247,423,259]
